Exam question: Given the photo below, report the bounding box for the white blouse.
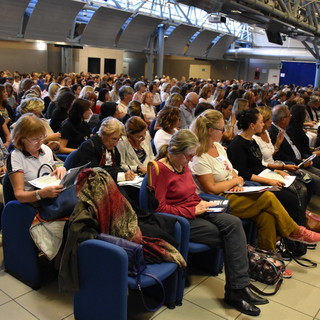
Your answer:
[253,131,275,166]
[190,142,234,192]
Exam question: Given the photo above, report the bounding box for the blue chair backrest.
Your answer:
[3,172,16,204]
[64,149,79,170]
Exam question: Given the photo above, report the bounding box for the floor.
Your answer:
[1,231,320,320]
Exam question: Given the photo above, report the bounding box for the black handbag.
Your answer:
[98,233,165,312]
[37,164,77,220]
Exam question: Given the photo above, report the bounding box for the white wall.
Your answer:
[73,46,124,75]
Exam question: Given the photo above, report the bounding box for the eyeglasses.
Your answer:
[132,131,147,141]
[26,135,47,144]
[213,127,225,133]
[283,114,292,118]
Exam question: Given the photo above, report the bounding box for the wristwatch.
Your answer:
[35,190,42,201]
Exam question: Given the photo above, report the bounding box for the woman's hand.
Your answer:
[0,166,7,174]
[125,170,136,181]
[47,133,61,141]
[138,166,147,175]
[195,200,213,215]
[51,167,67,180]
[284,164,299,172]
[274,170,289,177]
[233,176,244,187]
[228,186,244,192]
[267,178,285,188]
[40,185,64,199]
[303,160,313,168]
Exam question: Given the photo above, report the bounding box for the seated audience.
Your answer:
[189,109,317,252]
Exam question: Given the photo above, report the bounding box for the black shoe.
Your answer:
[307,243,317,250]
[276,241,292,261]
[239,287,269,305]
[224,297,261,316]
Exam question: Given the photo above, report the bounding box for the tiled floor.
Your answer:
[1,233,320,320]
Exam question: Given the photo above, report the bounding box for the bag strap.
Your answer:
[136,272,165,312]
[249,278,283,296]
[147,160,159,189]
[283,241,317,268]
[37,163,54,178]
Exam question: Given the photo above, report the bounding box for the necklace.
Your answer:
[166,156,184,175]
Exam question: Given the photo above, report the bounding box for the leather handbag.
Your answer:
[36,164,77,220]
[306,210,320,232]
[247,244,285,295]
[98,233,165,312]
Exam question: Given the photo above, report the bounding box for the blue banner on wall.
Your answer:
[279,61,316,87]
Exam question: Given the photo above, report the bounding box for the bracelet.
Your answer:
[274,146,279,152]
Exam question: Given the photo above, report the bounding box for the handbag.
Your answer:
[306,210,320,232]
[36,163,78,220]
[247,244,285,295]
[29,213,67,260]
[98,233,165,312]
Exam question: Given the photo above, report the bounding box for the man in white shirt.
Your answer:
[117,85,134,118]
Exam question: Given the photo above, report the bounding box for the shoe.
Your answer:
[283,267,293,279]
[276,241,292,261]
[288,226,320,244]
[224,297,261,316]
[239,287,269,305]
[225,287,269,306]
[307,243,317,250]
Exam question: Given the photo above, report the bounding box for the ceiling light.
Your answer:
[231,10,242,14]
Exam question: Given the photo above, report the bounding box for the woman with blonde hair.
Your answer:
[17,97,61,151]
[198,85,212,104]
[189,109,320,253]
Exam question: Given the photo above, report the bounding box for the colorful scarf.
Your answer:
[76,167,186,267]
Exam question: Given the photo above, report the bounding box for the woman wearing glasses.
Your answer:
[7,113,66,203]
[117,116,154,175]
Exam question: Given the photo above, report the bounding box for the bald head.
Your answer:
[184,92,199,110]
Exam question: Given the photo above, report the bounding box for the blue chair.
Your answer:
[64,149,79,170]
[1,200,41,289]
[73,212,190,320]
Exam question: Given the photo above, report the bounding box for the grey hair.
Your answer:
[119,85,134,100]
[98,116,125,137]
[134,81,146,91]
[272,104,288,123]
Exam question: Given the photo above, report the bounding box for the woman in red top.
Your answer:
[151,129,267,316]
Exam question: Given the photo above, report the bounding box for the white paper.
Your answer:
[224,186,278,193]
[298,154,316,167]
[258,169,296,188]
[118,175,144,188]
[29,162,90,189]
